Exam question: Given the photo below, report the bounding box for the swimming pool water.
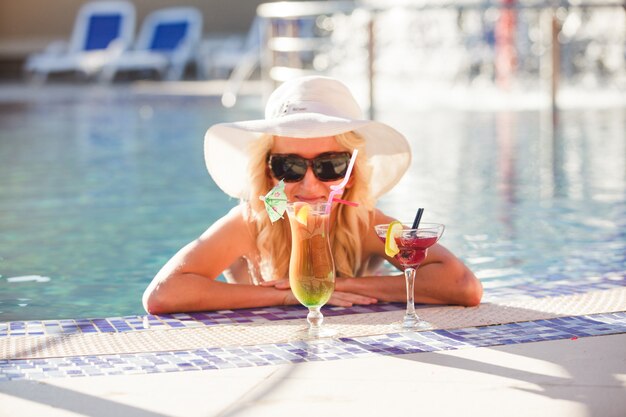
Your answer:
[385,107,625,280]
[0,88,624,321]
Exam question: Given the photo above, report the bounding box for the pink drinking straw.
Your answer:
[326,149,359,214]
[332,197,359,207]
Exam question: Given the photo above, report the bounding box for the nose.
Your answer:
[300,165,319,187]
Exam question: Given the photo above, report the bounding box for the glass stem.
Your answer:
[307,307,323,336]
[404,267,418,318]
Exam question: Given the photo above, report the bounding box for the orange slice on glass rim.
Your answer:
[384,221,403,257]
[295,203,310,226]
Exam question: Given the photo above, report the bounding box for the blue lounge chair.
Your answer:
[24,1,136,82]
[99,7,203,81]
[198,16,263,81]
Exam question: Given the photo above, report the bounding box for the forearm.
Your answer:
[143,273,296,314]
[338,262,482,307]
[338,274,446,304]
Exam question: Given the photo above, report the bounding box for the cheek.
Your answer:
[283,179,341,199]
[326,179,346,191]
[283,182,297,197]
[283,181,331,197]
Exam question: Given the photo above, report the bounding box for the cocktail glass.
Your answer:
[374,222,445,330]
[286,202,336,338]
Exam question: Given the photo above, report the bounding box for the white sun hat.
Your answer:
[204,76,411,200]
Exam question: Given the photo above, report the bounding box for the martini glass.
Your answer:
[286,202,336,338]
[374,222,445,330]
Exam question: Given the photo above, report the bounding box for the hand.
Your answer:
[260,279,298,305]
[327,291,377,307]
[259,278,290,290]
[260,278,377,307]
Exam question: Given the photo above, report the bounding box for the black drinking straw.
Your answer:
[411,208,424,229]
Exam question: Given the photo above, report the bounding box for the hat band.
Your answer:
[270,100,359,120]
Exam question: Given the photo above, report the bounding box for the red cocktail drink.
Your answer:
[374,222,445,330]
[380,233,439,268]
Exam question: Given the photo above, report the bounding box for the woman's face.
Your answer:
[270,136,349,203]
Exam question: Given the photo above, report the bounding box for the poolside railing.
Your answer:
[240,0,625,116]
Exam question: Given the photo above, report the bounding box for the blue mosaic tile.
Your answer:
[3,311,624,382]
[1,271,624,338]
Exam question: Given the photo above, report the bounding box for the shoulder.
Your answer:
[208,204,248,229]
[369,208,397,227]
[153,203,257,281]
[198,204,256,249]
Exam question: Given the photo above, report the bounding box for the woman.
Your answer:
[143,76,482,314]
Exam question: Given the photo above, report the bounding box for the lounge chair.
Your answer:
[198,16,263,81]
[99,7,203,82]
[24,1,136,82]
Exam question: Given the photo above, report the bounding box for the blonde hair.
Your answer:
[245,132,374,281]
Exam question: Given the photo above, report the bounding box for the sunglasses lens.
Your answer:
[313,154,350,181]
[269,155,307,182]
[269,153,351,182]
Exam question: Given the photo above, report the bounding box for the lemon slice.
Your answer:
[295,203,310,225]
[384,221,403,257]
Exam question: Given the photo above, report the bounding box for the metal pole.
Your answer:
[367,13,376,120]
[551,10,561,112]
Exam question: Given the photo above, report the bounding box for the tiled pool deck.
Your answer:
[1,271,625,382]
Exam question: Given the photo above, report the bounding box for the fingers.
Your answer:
[328,297,354,307]
[328,291,377,308]
[261,280,378,307]
[259,279,290,289]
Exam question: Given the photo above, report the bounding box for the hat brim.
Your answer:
[204,112,411,199]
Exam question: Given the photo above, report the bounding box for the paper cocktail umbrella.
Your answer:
[259,180,288,223]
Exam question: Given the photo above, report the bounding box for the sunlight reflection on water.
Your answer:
[0,88,624,321]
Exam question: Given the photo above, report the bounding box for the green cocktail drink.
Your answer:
[286,202,336,336]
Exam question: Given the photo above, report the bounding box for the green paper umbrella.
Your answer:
[259,180,287,223]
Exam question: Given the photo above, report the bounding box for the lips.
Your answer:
[295,195,326,203]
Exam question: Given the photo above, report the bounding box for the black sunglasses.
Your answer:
[267,152,352,182]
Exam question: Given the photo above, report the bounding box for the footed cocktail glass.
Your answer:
[286,202,336,338]
[374,222,445,330]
